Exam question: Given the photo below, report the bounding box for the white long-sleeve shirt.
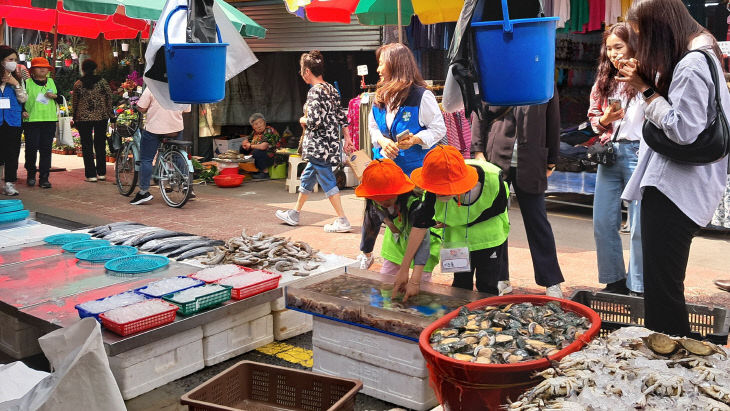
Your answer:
[368,89,446,150]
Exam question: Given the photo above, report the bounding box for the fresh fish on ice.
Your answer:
[177,246,217,261]
[166,240,224,258]
[140,235,202,252]
[131,230,189,247]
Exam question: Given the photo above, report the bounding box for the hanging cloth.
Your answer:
[348,95,361,151]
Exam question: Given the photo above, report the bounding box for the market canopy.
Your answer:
[0,0,150,39]
[29,0,267,38]
[284,0,462,25]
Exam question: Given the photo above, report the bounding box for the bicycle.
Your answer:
[114,111,194,208]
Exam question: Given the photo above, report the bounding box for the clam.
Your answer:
[474,346,494,358]
[475,356,492,364]
[679,338,726,357]
[440,329,459,337]
[643,333,679,355]
[529,322,545,335]
[453,353,474,362]
[463,336,479,345]
[495,334,514,344]
[440,337,461,345]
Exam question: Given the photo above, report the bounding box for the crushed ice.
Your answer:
[170,284,227,303]
[102,299,173,323]
[77,291,146,314]
[140,277,203,297]
[191,264,243,282]
[218,271,277,288]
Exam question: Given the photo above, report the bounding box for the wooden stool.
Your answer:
[285,155,318,194]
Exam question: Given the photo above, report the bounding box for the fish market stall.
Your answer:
[286,267,489,410]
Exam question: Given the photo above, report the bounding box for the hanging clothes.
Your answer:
[348,95,361,151]
[554,0,571,28]
[583,0,605,32]
[621,0,631,16]
[558,0,589,33]
[442,108,472,158]
[359,93,375,155]
[605,0,621,25]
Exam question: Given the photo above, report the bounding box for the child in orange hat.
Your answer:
[355,159,440,284]
[395,145,510,301]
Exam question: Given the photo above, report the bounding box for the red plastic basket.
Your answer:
[216,267,281,300]
[99,300,179,336]
[418,295,601,411]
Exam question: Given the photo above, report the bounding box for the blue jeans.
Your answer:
[138,130,182,192]
[593,141,644,292]
[299,159,339,197]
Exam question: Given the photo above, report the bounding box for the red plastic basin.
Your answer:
[213,174,244,187]
[419,295,601,411]
[219,167,239,175]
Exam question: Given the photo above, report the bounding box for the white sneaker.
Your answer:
[324,217,351,233]
[85,177,97,182]
[3,182,19,196]
[546,284,564,299]
[497,280,513,296]
[275,209,300,226]
[356,253,374,270]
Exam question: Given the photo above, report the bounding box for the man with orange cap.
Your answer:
[395,145,510,301]
[355,159,440,281]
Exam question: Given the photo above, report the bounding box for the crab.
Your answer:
[694,365,726,383]
[699,384,730,405]
[634,373,684,408]
[523,376,583,402]
[669,356,715,369]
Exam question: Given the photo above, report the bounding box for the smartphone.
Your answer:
[396,129,411,141]
[608,98,622,111]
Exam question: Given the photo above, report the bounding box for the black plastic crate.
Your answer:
[571,290,729,345]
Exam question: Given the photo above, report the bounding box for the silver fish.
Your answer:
[122,228,168,246]
[104,227,158,243]
[167,240,224,258]
[177,246,216,261]
[91,222,144,237]
[140,235,202,252]
[153,238,206,253]
[130,230,187,247]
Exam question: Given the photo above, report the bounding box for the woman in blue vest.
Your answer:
[356,43,446,270]
[0,46,27,196]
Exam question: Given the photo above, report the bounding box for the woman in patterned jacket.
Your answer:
[275,50,354,233]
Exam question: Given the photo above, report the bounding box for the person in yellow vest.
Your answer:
[22,57,59,188]
[354,159,440,282]
[395,145,510,302]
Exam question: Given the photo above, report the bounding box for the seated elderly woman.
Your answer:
[239,113,281,179]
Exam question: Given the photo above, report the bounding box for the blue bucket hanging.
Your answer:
[164,5,229,104]
[471,0,559,106]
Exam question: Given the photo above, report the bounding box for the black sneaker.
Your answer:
[252,172,270,180]
[601,279,630,295]
[39,181,51,189]
[130,191,153,205]
[27,177,36,187]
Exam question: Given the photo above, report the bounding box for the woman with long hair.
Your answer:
[0,46,27,196]
[72,59,114,182]
[356,43,446,269]
[587,23,645,296]
[275,50,353,233]
[619,0,730,336]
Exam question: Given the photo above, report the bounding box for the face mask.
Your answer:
[4,61,17,72]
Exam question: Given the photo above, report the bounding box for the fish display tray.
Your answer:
[285,268,485,341]
[163,285,233,316]
[75,245,138,262]
[0,210,29,224]
[135,276,206,298]
[571,290,730,344]
[99,301,179,336]
[217,268,281,300]
[43,232,91,245]
[180,360,362,411]
[61,239,111,253]
[105,254,169,273]
[75,293,148,322]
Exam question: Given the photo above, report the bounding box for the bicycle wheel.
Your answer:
[159,149,192,208]
[115,141,138,196]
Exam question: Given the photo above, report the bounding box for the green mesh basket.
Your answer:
[163,285,232,315]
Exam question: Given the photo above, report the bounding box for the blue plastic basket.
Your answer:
[0,209,29,224]
[0,202,23,213]
[75,291,148,321]
[44,233,92,245]
[0,199,22,208]
[75,245,138,262]
[105,254,170,273]
[135,276,206,298]
[62,239,111,253]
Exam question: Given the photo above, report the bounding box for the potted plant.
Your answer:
[74,136,83,156]
[17,45,29,62]
[121,42,129,52]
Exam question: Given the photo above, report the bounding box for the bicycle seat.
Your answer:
[162,139,193,146]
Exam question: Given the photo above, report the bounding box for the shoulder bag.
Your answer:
[586,101,629,167]
[642,49,730,166]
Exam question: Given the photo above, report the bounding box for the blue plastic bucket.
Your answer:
[471,0,559,105]
[164,5,229,104]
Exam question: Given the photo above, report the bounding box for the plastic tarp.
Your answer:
[0,318,126,411]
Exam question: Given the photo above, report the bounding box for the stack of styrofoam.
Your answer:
[0,310,43,359]
[312,317,438,411]
[201,303,273,366]
[271,299,313,341]
[107,326,204,400]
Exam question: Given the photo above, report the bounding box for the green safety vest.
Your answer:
[379,195,442,272]
[24,78,58,123]
[433,160,510,251]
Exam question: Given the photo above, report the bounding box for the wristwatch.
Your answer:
[547,164,557,172]
[642,87,656,100]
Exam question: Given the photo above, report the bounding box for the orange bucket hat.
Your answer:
[410,145,478,195]
[355,159,415,201]
[29,57,52,69]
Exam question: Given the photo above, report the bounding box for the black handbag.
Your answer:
[642,49,730,166]
[586,140,616,166]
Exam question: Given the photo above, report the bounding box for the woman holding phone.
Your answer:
[587,23,646,296]
[356,43,446,270]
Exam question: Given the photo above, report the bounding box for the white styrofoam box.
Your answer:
[202,314,273,366]
[0,222,67,249]
[343,165,358,187]
[213,137,244,154]
[271,296,286,312]
[107,326,204,400]
[0,310,42,359]
[201,302,270,337]
[273,309,313,341]
[313,345,437,411]
[312,317,428,378]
